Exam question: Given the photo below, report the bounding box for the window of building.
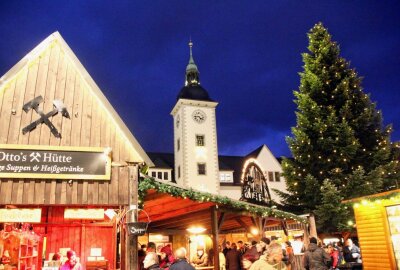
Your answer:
[196,135,205,146]
[275,172,281,182]
[157,172,162,179]
[198,163,206,175]
[268,171,274,182]
[178,166,181,179]
[220,173,233,183]
[164,172,168,180]
[151,171,156,178]
[177,138,180,151]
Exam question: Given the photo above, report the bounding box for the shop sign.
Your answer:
[0,144,111,180]
[0,208,42,223]
[64,209,105,220]
[127,222,148,236]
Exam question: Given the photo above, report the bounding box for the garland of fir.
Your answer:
[138,177,307,224]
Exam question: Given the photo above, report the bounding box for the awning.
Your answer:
[138,177,307,234]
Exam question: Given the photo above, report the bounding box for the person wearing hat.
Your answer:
[60,250,83,270]
[160,244,174,269]
[191,245,209,267]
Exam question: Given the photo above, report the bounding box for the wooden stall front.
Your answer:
[137,178,307,270]
[0,32,153,270]
[347,189,400,270]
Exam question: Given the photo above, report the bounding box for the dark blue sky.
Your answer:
[0,1,399,157]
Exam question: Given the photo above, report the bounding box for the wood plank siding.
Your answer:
[354,203,396,270]
[0,32,152,206]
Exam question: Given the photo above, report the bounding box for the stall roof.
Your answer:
[342,189,400,203]
[138,177,306,234]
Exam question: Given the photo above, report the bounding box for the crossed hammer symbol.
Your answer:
[22,96,70,138]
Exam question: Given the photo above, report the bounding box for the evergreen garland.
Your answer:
[139,177,307,224]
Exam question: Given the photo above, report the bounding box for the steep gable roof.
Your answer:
[0,32,153,166]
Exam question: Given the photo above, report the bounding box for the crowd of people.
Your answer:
[137,237,362,270]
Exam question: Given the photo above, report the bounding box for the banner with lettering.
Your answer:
[0,144,111,180]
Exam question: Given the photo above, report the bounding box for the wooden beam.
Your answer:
[211,206,219,270]
[217,212,225,232]
[147,202,215,222]
[220,228,248,234]
[262,218,268,233]
[250,216,257,228]
[148,210,211,228]
[144,199,198,216]
[218,206,256,217]
[126,164,139,270]
[147,229,211,235]
[234,217,250,233]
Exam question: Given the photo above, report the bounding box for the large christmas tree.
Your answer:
[279,23,400,231]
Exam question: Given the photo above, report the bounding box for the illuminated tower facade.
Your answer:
[171,41,220,194]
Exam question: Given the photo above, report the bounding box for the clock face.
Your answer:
[192,109,206,124]
[176,115,180,128]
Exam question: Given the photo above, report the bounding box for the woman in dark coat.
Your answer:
[226,243,242,270]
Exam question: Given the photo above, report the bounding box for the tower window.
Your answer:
[196,135,205,146]
[198,163,206,175]
[178,166,181,179]
[177,138,180,151]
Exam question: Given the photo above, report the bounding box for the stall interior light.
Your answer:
[187,226,206,234]
[250,227,259,236]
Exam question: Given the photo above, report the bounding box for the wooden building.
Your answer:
[347,189,400,270]
[0,32,153,270]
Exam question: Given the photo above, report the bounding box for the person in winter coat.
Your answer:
[303,237,331,270]
[191,246,209,267]
[160,245,174,269]
[144,252,162,270]
[285,241,295,270]
[327,244,339,269]
[242,240,260,269]
[249,243,287,270]
[225,243,242,270]
[170,248,195,270]
[343,239,361,263]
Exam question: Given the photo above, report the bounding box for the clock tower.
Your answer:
[171,41,220,194]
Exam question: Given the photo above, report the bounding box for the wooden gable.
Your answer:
[0,32,152,206]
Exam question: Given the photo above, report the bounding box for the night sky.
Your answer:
[0,1,399,157]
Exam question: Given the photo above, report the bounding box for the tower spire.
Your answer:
[185,39,200,86]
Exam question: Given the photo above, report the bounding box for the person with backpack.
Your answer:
[303,237,331,270]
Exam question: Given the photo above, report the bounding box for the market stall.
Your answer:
[346,189,400,270]
[137,177,307,270]
[0,32,152,269]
